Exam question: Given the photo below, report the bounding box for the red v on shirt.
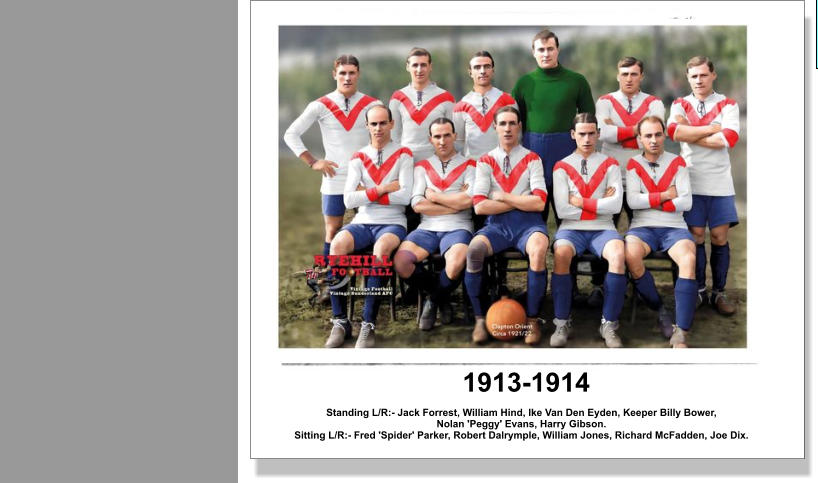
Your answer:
[453,93,516,132]
[415,159,476,191]
[675,98,736,126]
[318,95,377,131]
[554,158,619,220]
[627,156,686,211]
[353,147,412,184]
[480,152,541,192]
[391,91,455,124]
[600,94,657,126]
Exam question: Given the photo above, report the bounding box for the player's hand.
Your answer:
[569,194,583,207]
[356,184,367,191]
[378,180,400,195]
[460,184,469,192]
[604,186,616,198]
[312,160,338,177]
[603,118,615,125]
[489,190,505,202]
[708,122,722,134]
[663,185,678,201]
[424,187,438,200]
[675,115,689,125]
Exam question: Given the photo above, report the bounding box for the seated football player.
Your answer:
[464,106,549,346]
[551,113,626,348]
[624,116,697,348]
[324,105,413,348]
[394,118,474,330]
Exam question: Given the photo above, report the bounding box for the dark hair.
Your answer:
[365,104,392,123]
[469,51,494,68]
[572,112,598,128]
[333,54,360,72]
[493,106,521,123]
[406,47,432,64]
[617,56,643,73]
[636,116,666,136]
[686,55,715,73]
[428,117,455,136]
[531,29,559,49]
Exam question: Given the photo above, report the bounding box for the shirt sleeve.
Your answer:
[625,160,652,210]
[343,158,370,209]
[464,161,476,197]
[527,155,548,204]
[666,100,685,141]
[388,96,403,146]
[380,155,414,206]
[717,102,740,148]
[577,75,595,115]
[553,168,582,220]
[596,98,619,144]
[410,165,427,208]
[283,101,322,158]
[511,78,528,132]
[452,107,466,153]
[662,163,693,212]
[472,156,492,205]
[593,162,623,215]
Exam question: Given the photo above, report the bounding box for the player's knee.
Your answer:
[605,243,625,272]
[466,241,489,272]
[690,229,705,245]
[325,223,340,240]
[553,245,573,273]
[393,250,417,279]
[710,231,729,246]
[329,234,351,255]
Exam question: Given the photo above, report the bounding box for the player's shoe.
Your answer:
[524,317,542,346]
[669,324,688,348]
[317,284,331,305]
[657,305,675,338]
[324,318,352,348]
[439,302,453,325]
[599,318,623,348]
[550,318,573,348]
[472,316,489,344]
[418,299,437,331]
[355,322,376,348]
[696,289,708,309]
[586,285,604,308]
[710,291,736,316]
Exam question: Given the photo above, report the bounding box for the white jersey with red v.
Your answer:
[667,92,740,196]
[625,151,692,230]
[552,152,622,231]
[471,145,548,206]
[411,153,476,233]
[389,84,454,161]
[283,91,379,194]
[596,91,665,177]
[343,141,414,228]
[453,87,517,158]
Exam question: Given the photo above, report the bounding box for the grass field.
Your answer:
[278,157,746,348]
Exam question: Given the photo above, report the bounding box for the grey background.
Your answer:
[1,0,236,482]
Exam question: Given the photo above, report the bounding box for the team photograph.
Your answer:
[277,25,747,349]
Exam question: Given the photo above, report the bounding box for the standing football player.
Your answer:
[324,105,414,348]
[453,51,517,158]
[394,118,474,330]
[551,113,626,348]
[389,47,455,162]
[283,55,379,261]
[667,56,741,315]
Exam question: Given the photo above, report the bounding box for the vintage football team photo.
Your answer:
[277,25,747,349]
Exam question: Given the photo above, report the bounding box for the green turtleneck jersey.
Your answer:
[511,64,595,134]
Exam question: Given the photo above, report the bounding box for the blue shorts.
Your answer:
[684,195,739,229]
[322,194,346,217]
[341,224,407,252]
[553,229,623,258]
[626,227,694,253]
[522,131,575,188]
[476,211,548,254]
[405,229,472,255]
